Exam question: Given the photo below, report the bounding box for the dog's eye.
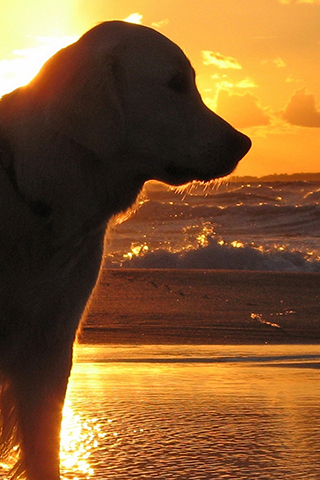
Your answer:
[168,73,189,93]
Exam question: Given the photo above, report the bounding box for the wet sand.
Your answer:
[80,269,320,345]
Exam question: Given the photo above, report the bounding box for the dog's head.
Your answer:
[27,21,250,188]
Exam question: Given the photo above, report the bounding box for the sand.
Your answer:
[80,269,320,345]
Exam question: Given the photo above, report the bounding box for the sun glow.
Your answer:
[231,240,245,248]
[123,243,149,261]
[60,401,104,479]
[124,13,143,24]
[0,35,78,97]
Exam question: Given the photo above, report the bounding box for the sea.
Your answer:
[103,178,320,272]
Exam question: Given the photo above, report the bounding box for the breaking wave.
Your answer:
[114,237,320,272]
[104,180,320,272]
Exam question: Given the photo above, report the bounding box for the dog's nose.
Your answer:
[215,130,251,177]
[230,131,251,162]
[242,133,252,156]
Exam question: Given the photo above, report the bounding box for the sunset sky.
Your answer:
[1,0,319,176]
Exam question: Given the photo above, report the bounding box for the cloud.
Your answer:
[215,90,270,129]
[151,19,169,28]
[124,13,143,24]
[202,51,242,69]
[235,77,257,88]
[210,75,257,90]
[285,76,301,83]
[282,88,320,127]
[261,57,286,68]
[210,73,258,91]
[273,57,286,68]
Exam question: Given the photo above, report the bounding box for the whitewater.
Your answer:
[103,179,320,272]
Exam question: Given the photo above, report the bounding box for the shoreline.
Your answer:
[79,269,320,345]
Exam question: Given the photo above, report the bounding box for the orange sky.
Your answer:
[1,0,319,177]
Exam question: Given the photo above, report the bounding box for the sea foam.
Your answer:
[104,180,320,272]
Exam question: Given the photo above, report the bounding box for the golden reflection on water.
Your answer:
[57,345,320,480]
[2,345,320,479]
[60,401,97,479]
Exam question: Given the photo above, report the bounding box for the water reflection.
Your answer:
[1,345,319,479]
[58,345,320,479]
[60,402,97,479]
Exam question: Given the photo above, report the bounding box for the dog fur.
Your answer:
[0,21,251,479]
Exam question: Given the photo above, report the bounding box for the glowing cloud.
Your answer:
[124,13,143,24]
[151,19,169,28]
[285,76,301,83]
[273,57,286,68]
[210,76,257,91]
[202,51,242,69]
[236,77,257,88]
[216,90,270,129]
[283,88,320,127]
[261,57,286,68]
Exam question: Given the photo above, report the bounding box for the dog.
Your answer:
[0,21,251,479]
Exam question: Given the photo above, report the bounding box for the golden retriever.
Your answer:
[0,21,250,479]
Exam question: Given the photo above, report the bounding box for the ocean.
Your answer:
[104,179,320,272]
[58,344,320,480]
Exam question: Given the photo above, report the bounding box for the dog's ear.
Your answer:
[32,41,125,159]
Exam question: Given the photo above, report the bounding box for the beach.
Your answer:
[80,269,320,345]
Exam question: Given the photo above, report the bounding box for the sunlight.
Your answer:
[124,13,143,24]
[231,240,244,248]
[196,223,215,247]
[123,243,149,261]
[0,445,19,478]
[0,35,78,97]
[60,400,102,479]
